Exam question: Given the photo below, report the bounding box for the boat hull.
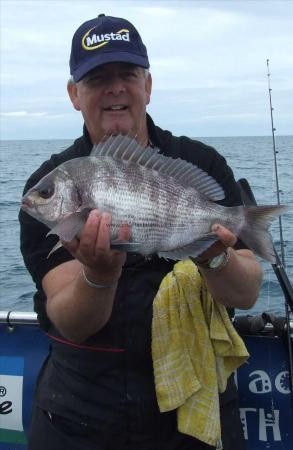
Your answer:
[0,320,292,449]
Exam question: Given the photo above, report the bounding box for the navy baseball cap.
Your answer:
[70,14,150,82]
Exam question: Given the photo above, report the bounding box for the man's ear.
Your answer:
[145,72,152,105]
[67,81,81,111]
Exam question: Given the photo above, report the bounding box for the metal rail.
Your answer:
[1,310,292,335]
[0,311,39,325]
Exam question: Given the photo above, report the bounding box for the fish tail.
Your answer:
[239,205,288,263]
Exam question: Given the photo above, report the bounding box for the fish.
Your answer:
[21,134,288,263]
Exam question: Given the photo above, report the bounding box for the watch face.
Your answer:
[209,252,226,269]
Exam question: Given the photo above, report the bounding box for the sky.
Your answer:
[0,0,292,139]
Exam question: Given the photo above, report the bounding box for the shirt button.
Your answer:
[126,392,132,401]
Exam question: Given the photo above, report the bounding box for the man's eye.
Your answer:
[123,71,137,79]
[84,73,105,84]
[87,76,103,83]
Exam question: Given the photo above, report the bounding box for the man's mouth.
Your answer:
[103,105,128,112]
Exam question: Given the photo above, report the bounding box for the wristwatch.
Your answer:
[197,249,230,272]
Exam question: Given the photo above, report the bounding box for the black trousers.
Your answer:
[27,399,245,450]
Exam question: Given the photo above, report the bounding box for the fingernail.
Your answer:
[212,224,220,232]
[89,210,100,221]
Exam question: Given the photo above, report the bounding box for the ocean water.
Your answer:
[0,136,292,316]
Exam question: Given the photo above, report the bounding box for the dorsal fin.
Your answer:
[91,135,225,201]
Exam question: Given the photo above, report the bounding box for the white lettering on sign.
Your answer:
[0,374,24,432]
[259,408,281,442]
[249,370,272,394]
[275,371,290,394]
[248,369,290,394]
[240,407,282,442]
[239,407,256,440]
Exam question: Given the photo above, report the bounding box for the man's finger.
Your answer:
[118,223,131,241]
[96,212,112,252]
[211,224,237,247]
[79,210,101,256]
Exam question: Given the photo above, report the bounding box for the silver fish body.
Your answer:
[21,135,287,262]
[59,157,229,254]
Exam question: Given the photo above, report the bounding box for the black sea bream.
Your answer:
[21,135,287,262]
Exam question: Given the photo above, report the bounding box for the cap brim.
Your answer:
[72,52,150,82]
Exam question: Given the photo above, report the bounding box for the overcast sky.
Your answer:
[1,0,292,139]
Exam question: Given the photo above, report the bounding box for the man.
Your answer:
[19,14,262,450]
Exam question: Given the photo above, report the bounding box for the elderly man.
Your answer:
[20,14,262,450]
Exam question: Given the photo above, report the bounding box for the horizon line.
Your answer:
[1,134,293,142]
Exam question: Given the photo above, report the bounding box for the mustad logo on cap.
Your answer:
[82,27,130,50]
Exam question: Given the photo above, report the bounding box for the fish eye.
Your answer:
[38,183,54,199]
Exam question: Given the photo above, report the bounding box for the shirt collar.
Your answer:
[82,113,160,153]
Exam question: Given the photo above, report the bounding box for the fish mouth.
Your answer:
[21,197,34,209]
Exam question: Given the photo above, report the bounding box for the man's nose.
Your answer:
[104,76,126,95]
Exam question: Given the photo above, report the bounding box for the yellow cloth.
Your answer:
[152,259,249,448]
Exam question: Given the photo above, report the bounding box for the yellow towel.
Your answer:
[152,259,249,448]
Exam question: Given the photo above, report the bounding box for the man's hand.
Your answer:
[61,209,131,285]
[192,223,262,310]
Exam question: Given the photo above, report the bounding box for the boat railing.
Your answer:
[0,311,39,325]
[0,310,292,335]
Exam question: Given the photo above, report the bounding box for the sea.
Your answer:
[0,136,292,316]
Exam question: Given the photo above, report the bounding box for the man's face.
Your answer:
[68,62,152,144]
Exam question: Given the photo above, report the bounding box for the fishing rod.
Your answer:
[239,61,293,314]
[237,59,293,400]
[238,177,293,404]
[266,59,286,265]
[238,178,293,314]
[265,59,293,313]
[266,58,293,402]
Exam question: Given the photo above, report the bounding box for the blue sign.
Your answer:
[0,324,292,449]
[0,323,48,449]
[236,335,292,448]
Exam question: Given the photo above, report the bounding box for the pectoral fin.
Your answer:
[46,209,91,242]
[47,240,63,258]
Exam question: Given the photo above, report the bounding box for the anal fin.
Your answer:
[158,234,218,260]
